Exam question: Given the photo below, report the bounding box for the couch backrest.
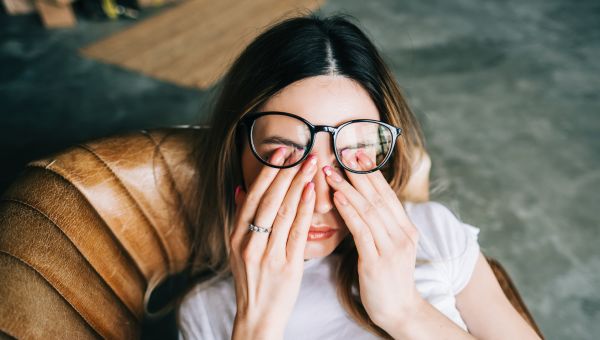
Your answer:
[0,127,201,339]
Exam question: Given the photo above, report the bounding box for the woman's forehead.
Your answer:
[259,75,380,126]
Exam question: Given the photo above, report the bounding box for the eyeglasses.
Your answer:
[237,111,402,174]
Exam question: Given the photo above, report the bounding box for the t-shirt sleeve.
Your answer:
[414,201,482,295]
[448,220,481,295]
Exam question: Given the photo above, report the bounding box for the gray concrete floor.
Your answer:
[1,1,598,339]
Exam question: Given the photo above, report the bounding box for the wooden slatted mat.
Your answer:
[80,0,325,89]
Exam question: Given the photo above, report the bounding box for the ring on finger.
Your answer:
[248,223,271,234]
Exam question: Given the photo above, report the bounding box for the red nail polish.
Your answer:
[234,185,241,199]
[302,155,317,172]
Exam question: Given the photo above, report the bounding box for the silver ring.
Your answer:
[248,223,271,233]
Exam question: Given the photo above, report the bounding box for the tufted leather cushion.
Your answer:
[0,127,542,339]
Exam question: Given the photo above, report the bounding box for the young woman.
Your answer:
[176,13,541,340]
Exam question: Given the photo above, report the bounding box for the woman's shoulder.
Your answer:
[403,200,481,262]
[402,200,467,231]
[404,201,482,295]
[178,273,234,314]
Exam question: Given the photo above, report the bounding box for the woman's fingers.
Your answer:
[231,147,287,251]
[244,151,305,257]
[286,182,315,261]
[341,150,403,242]
[332,190,378,262]
[355,150,419,246]
[323,165,393,255]
[265,155,317,259]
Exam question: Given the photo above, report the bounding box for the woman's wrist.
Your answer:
[232,314,285,340]
[378,297,475,340]
[373,289,429,334]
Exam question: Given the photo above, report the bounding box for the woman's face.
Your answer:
[241,75,381,260]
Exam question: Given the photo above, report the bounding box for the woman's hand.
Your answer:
[229,147,317,340]
[323,149,424,331]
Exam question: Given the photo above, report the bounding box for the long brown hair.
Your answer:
[181,12,428,338]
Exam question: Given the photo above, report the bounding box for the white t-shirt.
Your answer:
[177,200,481,339]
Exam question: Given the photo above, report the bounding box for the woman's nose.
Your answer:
[312,161,334,214]
[309,134,336,214]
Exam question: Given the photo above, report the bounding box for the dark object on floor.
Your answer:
[76,0,139,20]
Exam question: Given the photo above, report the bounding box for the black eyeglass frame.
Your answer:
[237,111,403,174]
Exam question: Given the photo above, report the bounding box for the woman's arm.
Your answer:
[383,295,477,340]
[454,251,542,339]
[383,251,541,340]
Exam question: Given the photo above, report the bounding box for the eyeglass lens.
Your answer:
[250,114,393,171]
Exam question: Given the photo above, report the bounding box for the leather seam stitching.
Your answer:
[21,164,148,315]
[0,197,141,323]
[23,164,148,287]
[141,129,187,268]
[0,250,104,338]
[76,143,171,277]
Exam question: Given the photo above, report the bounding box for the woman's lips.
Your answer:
[308,225,337,241]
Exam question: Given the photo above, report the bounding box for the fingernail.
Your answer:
[357,150,373,168]
[271,147,286,165]
[303,155,317,173]
[234,185,241,200]
[348,158,358,169]
[302,182,315,201]
[323,166,342,182]
[342,150,358,168]
[334,191,348,206]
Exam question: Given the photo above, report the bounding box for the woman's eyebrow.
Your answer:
[261,136,305,149]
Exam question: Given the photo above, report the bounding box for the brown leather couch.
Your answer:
[0,127,544,339]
